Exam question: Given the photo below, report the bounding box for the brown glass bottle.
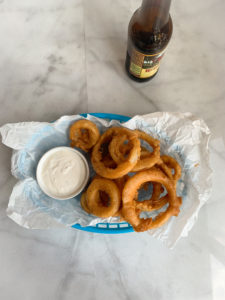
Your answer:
[125,0,173,82]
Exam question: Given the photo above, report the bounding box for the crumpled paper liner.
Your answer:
[0,112,212,247]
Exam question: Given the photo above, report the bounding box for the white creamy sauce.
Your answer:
[40,148,86,198]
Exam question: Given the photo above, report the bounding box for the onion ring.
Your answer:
[109,134,132,164]
[140,147,152,159]
[114,175,130,193]
[136,182,168,212]
[122,168,181,232]
[113,175,130,220]
[132,130,161,172]
[157,155,182,182]
[69,119,100,152]
[91,127,141,179]
[86,178,121,218]
[109,136,156,166]
[80,192,91,214]
[102,154,117,169]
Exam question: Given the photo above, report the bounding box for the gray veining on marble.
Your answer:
[0,0,225,299]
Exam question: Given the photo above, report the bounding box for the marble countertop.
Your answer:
[0,0,225,299]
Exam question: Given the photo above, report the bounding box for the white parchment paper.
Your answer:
[0,113,212,247]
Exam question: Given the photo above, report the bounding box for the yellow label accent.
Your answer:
[130,62,142,76]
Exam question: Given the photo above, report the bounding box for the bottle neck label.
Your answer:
[128,46,165,79]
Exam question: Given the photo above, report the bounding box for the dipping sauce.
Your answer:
[36,147,89,200]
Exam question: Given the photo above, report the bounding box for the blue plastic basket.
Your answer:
[72,113,134,234]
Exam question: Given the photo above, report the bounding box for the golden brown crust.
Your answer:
[109,134,132,164]
[80,192,91,214]
[136,182,168,212]
[157,155,182,181]
[122,168,182,232]
[86,178,121,218]
[132,130,161,172]
[91,127,141,179]
[69,119,100,152]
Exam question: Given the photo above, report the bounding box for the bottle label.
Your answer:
[129,48,164,79]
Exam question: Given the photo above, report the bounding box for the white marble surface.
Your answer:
[0,0,225,299]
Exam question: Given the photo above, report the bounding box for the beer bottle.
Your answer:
[125,0,173,82]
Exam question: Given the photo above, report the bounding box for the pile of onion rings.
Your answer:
[70,119,182,232]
